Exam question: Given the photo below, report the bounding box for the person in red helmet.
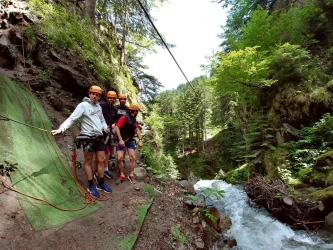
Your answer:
[114,104,143,184]
[97,90,118,179]
[114,93,129,168]
[51,85,112,198]
[115,93,129,121]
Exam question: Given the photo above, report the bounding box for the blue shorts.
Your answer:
[116,139,136,151]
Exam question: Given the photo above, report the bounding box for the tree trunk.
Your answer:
[85,0,96,23]
[120,0,128,66]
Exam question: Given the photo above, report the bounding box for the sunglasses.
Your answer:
[107,97,116,100]
[119,98,126,101]
[130,110,138,113]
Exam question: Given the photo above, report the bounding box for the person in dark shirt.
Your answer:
[98,90,117,179]
[114,93,129,170]
[115,104,143,184]
[115,93,129,122]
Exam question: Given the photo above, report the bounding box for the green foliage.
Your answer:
[203,208,217,222]
[0,161,18,177]
[310,87,331,104]
[220,0,328,51]
[36,67,51,81]
[28,0,119,88]
[211,47,276,97]
[236,114,275,167]
[326,170,333,186]
[290,114,333,179]
[176,152,217,179]
[170,224,187,243]
[224,164,248,184]
[141,143,162,172]
[270,43,312,83]
[201,187,225,200]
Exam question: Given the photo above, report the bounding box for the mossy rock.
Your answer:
[326,170,333,186]
[314,150,333,172]
[308,186,333,212]
[305,170,326,187]
[263,148,290,180]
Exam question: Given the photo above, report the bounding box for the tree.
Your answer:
[85,0,97,23]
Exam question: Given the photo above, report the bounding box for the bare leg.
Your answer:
[128,148,136,176]
[96,151,106,178]
[104,145,110,170]
[116,150,125,177]
[84,151,94,180]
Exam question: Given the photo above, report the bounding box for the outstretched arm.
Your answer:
[51,103,84,136]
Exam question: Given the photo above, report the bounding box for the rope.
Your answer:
[0,175,92,210]
[135,0,208,145]
[0,114,48,132]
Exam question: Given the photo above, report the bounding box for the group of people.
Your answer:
[51,85,142,198]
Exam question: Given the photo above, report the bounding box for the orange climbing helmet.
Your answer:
[118,93,127,99]
[107,91,117,98]
[89,85,102,94]
[129,104,140,111]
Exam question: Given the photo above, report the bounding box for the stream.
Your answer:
[194,180,333,250]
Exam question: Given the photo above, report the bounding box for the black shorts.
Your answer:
[80,134,105,152]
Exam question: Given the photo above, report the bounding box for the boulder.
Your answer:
[0,36,16,69]
[134,167,147,181]
[324,212,333,232]
[179,180,196,195]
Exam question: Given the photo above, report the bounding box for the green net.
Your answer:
[0,74,102,231]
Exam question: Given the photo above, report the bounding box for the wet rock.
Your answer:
[202,220,221,249]
[47,95,64,111]
[8,26,23,46]
[220,235,237,249]
[324,212,333,232]
[179,180,196,195]
[188,171,200,185]
[219,215,232,233]
[192,216,200,224]
[204,206,221,231]
[0,36,16,69]
[1,19,8,29]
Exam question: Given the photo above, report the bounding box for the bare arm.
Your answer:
[136,127,143,147]
[115,126,124,147]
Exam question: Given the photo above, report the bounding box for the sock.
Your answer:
[88,179,94,187]
[104,167,108,172]
[98,177,104,185]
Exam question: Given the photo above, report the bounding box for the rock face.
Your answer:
[324,212,333,232]
[0,1,104,99]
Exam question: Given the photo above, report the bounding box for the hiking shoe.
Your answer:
[87,185,100,198]
[96,183,112,193]
[115,175,125,185]
[128,175,136,184]
[104,169,113,179]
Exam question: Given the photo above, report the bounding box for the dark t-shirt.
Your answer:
[100,102,117,126]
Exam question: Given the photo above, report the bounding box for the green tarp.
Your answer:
[0,74,102,231]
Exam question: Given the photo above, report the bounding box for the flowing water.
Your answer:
[194,180,333,250]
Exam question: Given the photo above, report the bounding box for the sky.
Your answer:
[143,0,229,90]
